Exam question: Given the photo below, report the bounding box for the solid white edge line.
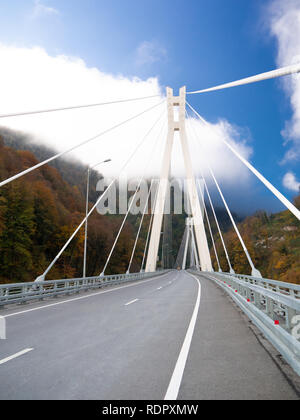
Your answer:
[2,273,171,319]
[125,299,139,306]
[0,348,34,365]
[164,273,201,400]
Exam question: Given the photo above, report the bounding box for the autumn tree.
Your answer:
[0,182,35,282]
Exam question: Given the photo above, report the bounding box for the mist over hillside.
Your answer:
[0,126,103,203]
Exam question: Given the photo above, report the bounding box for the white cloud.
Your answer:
[268,0,300,162]
[183,117,253,185]
[283,172,300,192]
[32,0,59,19]
[135,41,167,66]
[0,43,252,186]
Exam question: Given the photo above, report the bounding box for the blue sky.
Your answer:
[0,0,299,215]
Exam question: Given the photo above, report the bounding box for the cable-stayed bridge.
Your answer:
[0,63,300,400]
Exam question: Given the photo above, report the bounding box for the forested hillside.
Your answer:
[0,134,146,283]
[210,198,300,284]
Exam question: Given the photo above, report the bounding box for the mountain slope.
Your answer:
[211,199,300,284]
[0,136,138,283]
[0,126,102,203]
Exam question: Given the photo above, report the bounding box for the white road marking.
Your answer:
[164,273,201,401]
[0,348,33,365]
[157,287,163,290]
[2,273,171,319]
[125,299,139,306]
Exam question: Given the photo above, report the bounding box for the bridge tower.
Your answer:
[145,87,213,273]
[182,217,200,271]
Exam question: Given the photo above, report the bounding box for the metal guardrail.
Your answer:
[190,270,300,377]
[227,272,300,300]
[0,270,169,307]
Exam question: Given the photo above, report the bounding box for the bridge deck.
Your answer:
[0,271,298,400]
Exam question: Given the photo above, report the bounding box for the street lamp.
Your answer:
[83,158,112,278]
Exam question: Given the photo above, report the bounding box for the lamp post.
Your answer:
[83,159,112,278]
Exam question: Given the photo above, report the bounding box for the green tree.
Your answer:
[0,182,35,282]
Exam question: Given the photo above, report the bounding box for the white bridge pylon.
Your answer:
[145,87,213,273]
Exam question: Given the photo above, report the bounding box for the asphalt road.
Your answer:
[0,271,298,400]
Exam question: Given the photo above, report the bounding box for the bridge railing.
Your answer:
[0,270,169,307]
[227,272,300,301]
[190,270,300,376]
